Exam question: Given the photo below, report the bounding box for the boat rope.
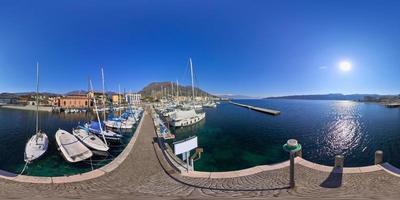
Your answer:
[83,157,115,163]
[83,153,115,164]
[83,162,114,166]
[90,157,93,171]
[108,144,128,148]
[15,162,29,177]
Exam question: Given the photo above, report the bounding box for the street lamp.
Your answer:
[283,139,302,188]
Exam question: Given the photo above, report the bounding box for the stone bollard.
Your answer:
[375,150,383,165]
[334,155,344,168]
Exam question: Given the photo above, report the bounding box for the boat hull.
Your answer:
[24,133,49,163]
[72,129,109,152]
[55,129,93,163]
[170,112,206,127]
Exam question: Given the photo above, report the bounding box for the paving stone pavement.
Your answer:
[1,109,400,199]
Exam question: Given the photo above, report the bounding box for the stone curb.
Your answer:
[178,157,387,179]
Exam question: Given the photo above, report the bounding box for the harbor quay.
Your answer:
[1,107,400,199]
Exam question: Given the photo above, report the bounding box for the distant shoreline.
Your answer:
[234,98,400,108]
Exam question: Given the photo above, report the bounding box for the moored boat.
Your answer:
[85,121,123,141]
[24,132,48,163]
[24,62,49,163]
[72,128,109,151]
[55,129,93,163]
[104,118,134,129]
[169,109,205,127]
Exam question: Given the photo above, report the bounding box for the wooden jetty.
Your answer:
[229,101,281,115]
[385,103,400,108]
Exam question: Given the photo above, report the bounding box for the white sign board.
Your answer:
[174,136,198,155]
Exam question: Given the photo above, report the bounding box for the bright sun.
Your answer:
[339,61,352,71]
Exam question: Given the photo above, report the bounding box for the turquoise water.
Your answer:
[171,99,400,172]
[0,108,136,176]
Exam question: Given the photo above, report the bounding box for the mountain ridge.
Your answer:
[139,81,214,98]
[265,93,399,101]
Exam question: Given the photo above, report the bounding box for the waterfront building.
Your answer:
[88,91,107,106]
[126,93,141,105]
[112,94,123,105]
[0,97,17,105]
[0,93,18,105]
[27,100,37,106]
[55,95,91,109]
[16,95,31,105]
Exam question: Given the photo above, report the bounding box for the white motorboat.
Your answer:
[55,129,93,163]
[203,101,217,108]
[163,109,177,117]
[72,128,109,151]
[104,119,134,129]
[169,109,205,127]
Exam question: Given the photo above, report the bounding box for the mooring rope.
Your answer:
[14,161,29,178]
[108,144,128,148]
[90,157,94,171]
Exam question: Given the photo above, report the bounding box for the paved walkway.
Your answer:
[1,109,400,199]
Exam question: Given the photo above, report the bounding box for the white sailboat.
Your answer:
[104,120,134,129]
[69,76,109,152]
[184,58,203,110]
[169,58,206,127]
[24,62,49,163]
[56,129,93,163]
[89,78,109,147]
[99,69,130,132]
[85,121,123,141]
[169,109,205,127]
[104,83,135,129]
[72,128,109,151]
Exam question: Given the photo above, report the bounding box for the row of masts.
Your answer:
[152,58,213,101]
[25,63,142,168]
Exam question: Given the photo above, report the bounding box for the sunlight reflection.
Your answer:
[323,101,362,156]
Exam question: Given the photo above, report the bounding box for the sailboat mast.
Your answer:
[189,58,195,103]
[118,84,121,115]
[161,85,164,99]
[90,79,107,146]
[36,62,39,134]
[101,67,106,121]
[171,81,174,98]
[176,79,179,99]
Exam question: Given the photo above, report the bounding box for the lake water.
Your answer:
[0,108,136,176]
[171,99,400,172]
[1,100,399,175]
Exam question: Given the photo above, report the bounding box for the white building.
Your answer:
[126,93,141,105]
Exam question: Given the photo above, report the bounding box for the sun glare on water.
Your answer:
[339,61,352,72]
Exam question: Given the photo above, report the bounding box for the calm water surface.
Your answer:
[0,108,136,176]
[171,99,400,172]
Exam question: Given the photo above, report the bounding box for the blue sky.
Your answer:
[0,0,399,96]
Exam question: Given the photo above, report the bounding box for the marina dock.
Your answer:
[229,101,281,115]
[385,103,400,108]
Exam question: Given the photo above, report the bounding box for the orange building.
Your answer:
[112,94,123,105]
[55,95,91,108]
